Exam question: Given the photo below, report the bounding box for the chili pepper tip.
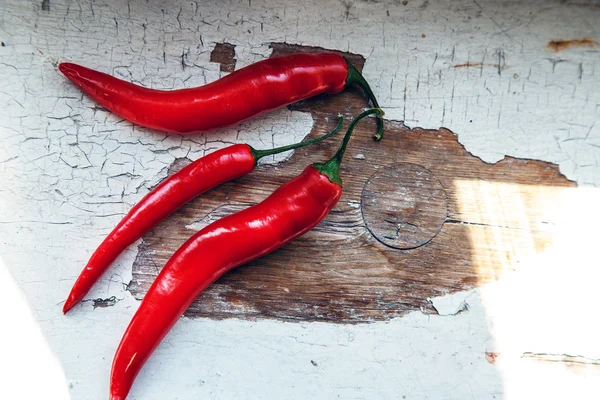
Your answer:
[58,62,75,76]
[62,295,77,314]
[58,63,85,86]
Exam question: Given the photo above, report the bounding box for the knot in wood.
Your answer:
[361,163,447,250]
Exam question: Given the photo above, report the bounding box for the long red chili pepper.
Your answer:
[62,117,344,314]
[109,108,383,400]
[59,53,385,139]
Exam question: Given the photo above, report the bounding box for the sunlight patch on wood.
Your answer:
[452,179,575,282]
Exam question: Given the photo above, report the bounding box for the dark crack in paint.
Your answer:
[452,62,502,69]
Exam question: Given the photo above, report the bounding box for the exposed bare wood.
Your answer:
[270,42,365,70]
[129,44,576,324]
[210,42,237,72]
[546,37,598,52]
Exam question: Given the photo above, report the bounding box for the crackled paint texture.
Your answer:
[1,1,599,399]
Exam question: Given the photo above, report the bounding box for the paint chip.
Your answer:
[210,43,237,73]
[91,296,119,309]
[485,352,499,364]
[547,37,598,52]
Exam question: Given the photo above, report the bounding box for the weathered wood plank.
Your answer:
[129,44,576,323]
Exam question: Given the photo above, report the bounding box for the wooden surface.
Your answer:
[3,1,600,399]
[129,44,576,323]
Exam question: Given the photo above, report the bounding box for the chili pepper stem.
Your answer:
[249,115,344,164]
[313,108,384,185]
[345,61,385,141]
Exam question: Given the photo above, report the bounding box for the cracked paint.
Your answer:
[1,0,599,399]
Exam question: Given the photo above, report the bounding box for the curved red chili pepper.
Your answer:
[109,108,383,400]
[58,53,384,139]
[62,117,344,314]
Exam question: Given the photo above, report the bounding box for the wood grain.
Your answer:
[128,44,576,323]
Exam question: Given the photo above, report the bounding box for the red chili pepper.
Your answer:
[59,53,385,139]
[62,117,344,314]
[109,108,383,400]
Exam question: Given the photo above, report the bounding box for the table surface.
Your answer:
[1,1,599,399]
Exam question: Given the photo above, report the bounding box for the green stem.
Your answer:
[345,60,385,141]
[250,115,344,164]
[313,108,384,186]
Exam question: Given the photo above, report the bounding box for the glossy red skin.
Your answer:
[109,166,342,400]
[62,144,256,313]
[58,53,348,134]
